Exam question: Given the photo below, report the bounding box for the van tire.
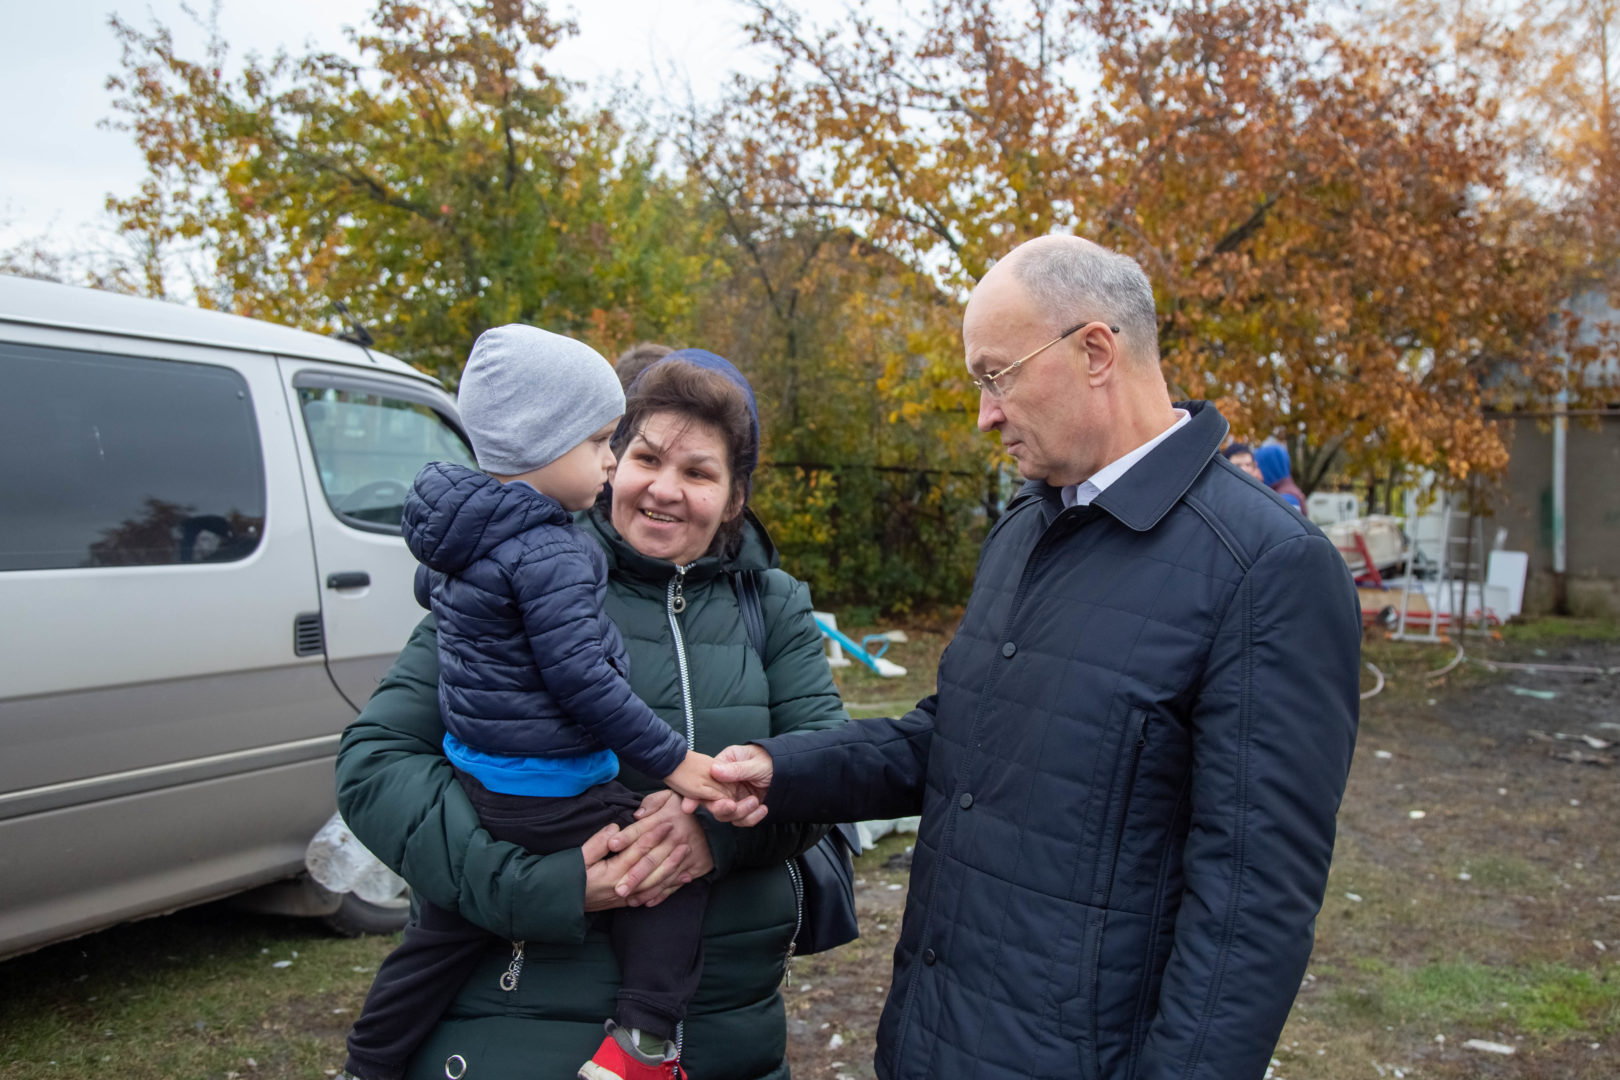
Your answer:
[325,889,412,937]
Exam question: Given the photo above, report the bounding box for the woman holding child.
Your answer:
[335,340,848,1080]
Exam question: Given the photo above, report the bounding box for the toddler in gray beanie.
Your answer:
[456,323,626,474]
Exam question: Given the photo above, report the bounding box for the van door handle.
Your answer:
[326,571,371,590]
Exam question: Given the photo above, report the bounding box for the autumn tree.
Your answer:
[1352,0,1618,262]
[100,0,1607,608]
[718,0,1576,490]
[1351,0,1620,402]
[676,114,992,610]
[105,0,720,377]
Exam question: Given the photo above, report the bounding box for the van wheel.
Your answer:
[325,888,411,937]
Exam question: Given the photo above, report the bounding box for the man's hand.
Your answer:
[706,743,773,826]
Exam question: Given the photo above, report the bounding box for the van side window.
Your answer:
[296,383,475,533]
[0,344,266,571]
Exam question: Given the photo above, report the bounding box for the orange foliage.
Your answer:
[720,0,1598,487]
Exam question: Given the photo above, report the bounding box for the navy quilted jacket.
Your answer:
[399,461,685,778]
[759,402,1360,1080]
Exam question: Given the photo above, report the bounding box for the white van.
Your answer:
[0,275,475,960]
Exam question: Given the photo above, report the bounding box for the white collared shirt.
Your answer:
[1061,408,1191,509]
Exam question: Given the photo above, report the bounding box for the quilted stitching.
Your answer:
[767,404,1360,1080]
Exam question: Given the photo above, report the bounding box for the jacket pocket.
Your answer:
[1057,903,1109,1080]
[1094,708,1148,909]
[1077,907,1153,1080]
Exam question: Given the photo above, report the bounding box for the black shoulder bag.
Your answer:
[731,569,861,955]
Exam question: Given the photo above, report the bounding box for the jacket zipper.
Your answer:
[664,564,697,1061]
[1096,710,1149,907]
[783,856,805,986]
[499,939,524,991]
[665,566,697,745]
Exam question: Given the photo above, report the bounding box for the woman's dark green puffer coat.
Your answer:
[336,507,849,1080]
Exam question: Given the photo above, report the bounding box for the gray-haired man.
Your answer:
[710,235,1361,1080]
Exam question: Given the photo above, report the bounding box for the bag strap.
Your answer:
[731,569,768,660]
[733,568,864,858]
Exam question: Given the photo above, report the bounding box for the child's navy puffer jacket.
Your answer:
[399,461,685,778]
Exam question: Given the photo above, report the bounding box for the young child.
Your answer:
[342,325,724,1080]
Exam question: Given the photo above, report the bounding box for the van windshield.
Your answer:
[297,386,475,532]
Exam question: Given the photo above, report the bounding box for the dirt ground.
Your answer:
[3,626,1616,1080]
[788,629,1620,1080]
[780,830,913,1080]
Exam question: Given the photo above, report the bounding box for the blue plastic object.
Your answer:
[813,616,892,676]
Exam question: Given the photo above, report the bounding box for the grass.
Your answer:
[826,619,950,719]
[1455,854,1547,891]
[1357,634,1503,711]
[1327,959,1620,1040]
[1500,616,1620,644]
[0,905,395,1079]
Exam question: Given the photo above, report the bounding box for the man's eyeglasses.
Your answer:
[970,320,1120,399]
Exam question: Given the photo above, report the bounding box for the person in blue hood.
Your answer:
[1254,440,1308,512]
[343,325,731,1080]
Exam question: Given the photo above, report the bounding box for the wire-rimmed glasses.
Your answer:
[970,320,1121,398]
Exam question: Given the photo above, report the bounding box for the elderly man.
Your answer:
[711,235,1360,1079]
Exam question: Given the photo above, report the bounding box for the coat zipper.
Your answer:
[499,939,524,991]
[664,564,697,1061]
[1097,710,1149,908]
[783,856,805,986]
[665,565,697,746]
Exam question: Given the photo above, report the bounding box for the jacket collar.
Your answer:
[580,502,781,585]
[401,461,571,575]
[1016,400,1229,532]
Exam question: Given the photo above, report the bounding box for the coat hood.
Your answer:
[1253,441,1293,487]
[401,461,570,575]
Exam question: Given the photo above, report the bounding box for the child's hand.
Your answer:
[664,751,730,812]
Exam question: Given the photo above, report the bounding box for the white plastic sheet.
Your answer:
[305,812,407,904]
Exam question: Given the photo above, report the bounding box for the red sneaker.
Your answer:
[577,1023,686,1080]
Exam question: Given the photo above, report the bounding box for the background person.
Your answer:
[615,341,675,390]
[336,351,850,1080]
[1254,439,1308,512]
[1223,441,1265,482]
[708,235,1361,1080]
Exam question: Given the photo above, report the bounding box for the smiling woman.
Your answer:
[613,413,738,566]
[609,354,759,568]
[333,347,848,1080]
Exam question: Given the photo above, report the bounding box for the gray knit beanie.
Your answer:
[455,324,626,475]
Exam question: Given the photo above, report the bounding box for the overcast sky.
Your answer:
[0,0,782,255]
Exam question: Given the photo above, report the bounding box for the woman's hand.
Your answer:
[611,789,716,907]
[582,816,678,912]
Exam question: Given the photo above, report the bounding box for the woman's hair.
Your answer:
[612,358,760,558]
